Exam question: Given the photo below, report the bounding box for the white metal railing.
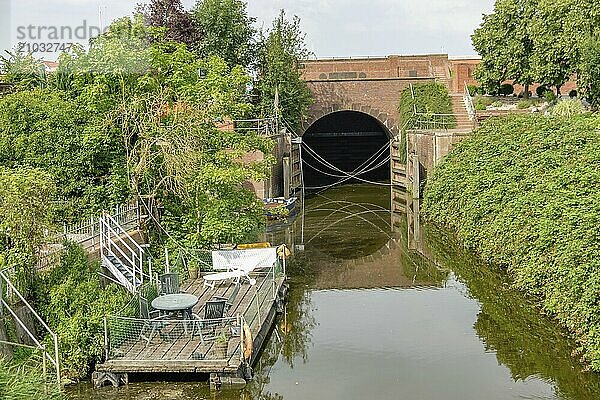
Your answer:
[0,268,60,385]
[234,118,279,137]
[37,202,140,270]
[99,212,150,294]
[464,81,477,122]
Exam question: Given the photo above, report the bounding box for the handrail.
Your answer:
[463,81,477,123]
[103,213,144,253]
[0,269,60,384]
[100,211,148,293]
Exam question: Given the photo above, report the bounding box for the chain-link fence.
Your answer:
[106,315,240,361]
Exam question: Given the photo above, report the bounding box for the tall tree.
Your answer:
[578,36,600,108]
[257,10,312,131]
[528,0,578,95]
[137,0,200,48]
[472,0,534,97]
[193,0,256,68]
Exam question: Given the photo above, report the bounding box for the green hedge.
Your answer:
[422,114,600,371]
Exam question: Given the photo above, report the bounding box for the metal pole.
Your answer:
[90,216,96,250]
[104,316,109,360]
[165,247,170,273]
[53,333,60,385]
[42,345,47,377]
[0,274,3,318]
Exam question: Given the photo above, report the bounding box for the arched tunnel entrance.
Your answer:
[302,111,391,189]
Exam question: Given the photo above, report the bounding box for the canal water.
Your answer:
[68,184,600,399]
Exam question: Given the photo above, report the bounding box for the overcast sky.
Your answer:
[1,0,496,60]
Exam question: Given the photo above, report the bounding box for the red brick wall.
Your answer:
[450,58,578,95]
[300,55,448,136]
[301,54,449,81]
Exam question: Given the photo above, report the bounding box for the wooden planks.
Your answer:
[98,271,286,375]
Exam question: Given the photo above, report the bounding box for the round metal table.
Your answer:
[151,293,199,313]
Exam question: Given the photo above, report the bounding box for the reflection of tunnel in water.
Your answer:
[302,111,390,188]
[300,185,392,260]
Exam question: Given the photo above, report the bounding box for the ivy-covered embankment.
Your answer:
[422,114,600,370]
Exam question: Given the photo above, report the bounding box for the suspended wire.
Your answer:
[137,192,213,269]
[301,141,391,179]
[301,141,394,190]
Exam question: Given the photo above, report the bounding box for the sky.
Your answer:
[1,0,496,61]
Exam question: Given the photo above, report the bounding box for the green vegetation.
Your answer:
[0,358,62,399]
[257,10,313,131]
[551,99,586,117]
[193,0,256,68]
[472,0,600,102]
[398,82,456,161]
[422,114,600,371]
[34,244,130,380]
[0,167,56,294]
[579,36,600,108]
[473,95,493,111]
[0,0,314,385]
[425,224,600,399]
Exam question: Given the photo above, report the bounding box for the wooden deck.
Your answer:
[96,271,287,376]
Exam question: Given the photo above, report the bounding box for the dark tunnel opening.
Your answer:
[302,111,391,189]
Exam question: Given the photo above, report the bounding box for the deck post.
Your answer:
[103,316,108,360]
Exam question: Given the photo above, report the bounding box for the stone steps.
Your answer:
[450,94,473,130]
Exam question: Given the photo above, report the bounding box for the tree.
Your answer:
[193,0,256,68]
[0,50,47,91]
[528,0,578,95]
[578,36,600,108]
[137,0,200,48]
[472,0,534,97]
[257,10,312,131]
[119,58,273,246]
[0,167,56,293]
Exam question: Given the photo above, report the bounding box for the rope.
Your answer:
[301,140,394,189]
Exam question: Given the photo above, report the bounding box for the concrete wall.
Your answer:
[406,129,471,190]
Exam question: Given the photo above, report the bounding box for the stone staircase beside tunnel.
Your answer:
[433,64,475,131]
[450,94,475,131]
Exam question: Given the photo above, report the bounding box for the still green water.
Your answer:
[68,184,600,399]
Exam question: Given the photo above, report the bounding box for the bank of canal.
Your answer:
[68,184,600,399]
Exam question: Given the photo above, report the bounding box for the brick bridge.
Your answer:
[293,54,474,192]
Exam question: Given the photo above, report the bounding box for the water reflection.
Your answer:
[68,184,600,400]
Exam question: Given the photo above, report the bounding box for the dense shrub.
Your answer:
[467,85,481,96]
[551,99,586,117]
[517,99,532,109]
[0,90,129,222]
[569,89,578,98]
[35,244,131,380]
[422,114,600,371]
[544,90,557,102]
[536,85,550,97]
[498,83,514,96]
[474,95,493,110]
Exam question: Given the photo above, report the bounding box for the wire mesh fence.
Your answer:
[106,315,240,361]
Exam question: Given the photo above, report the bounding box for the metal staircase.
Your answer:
[99,212,151,294]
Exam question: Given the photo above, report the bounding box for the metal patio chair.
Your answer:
[192,298,228,343]
[160,273,180,295]
[139,296,171,345]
